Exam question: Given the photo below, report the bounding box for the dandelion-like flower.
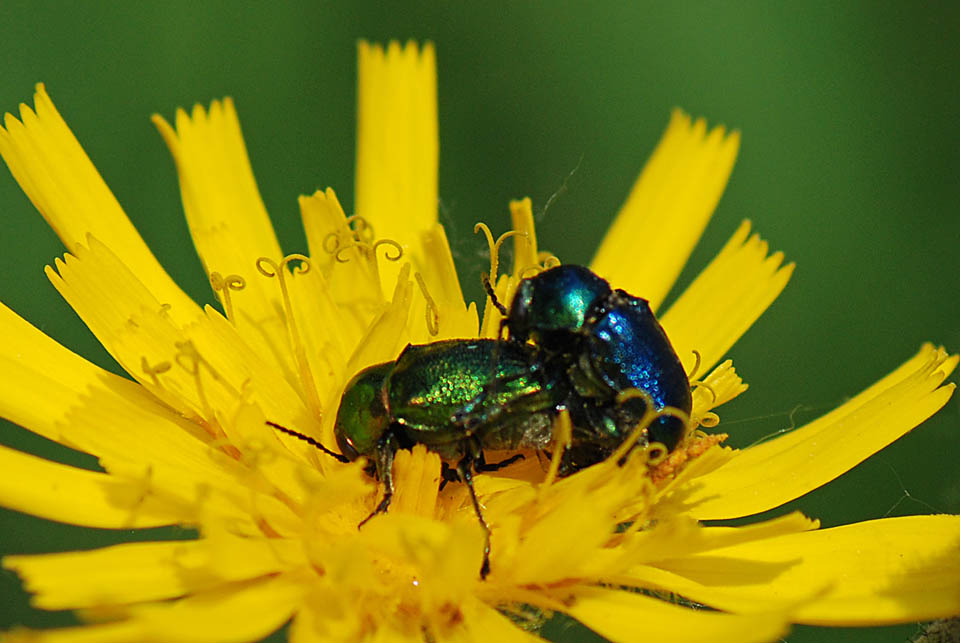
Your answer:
[1,41,958,643]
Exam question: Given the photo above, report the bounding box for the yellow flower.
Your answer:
[1,40,958,643]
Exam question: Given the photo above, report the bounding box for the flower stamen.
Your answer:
[140,356,172,387]
[686,349,703,380]
[610,388,691,464]
[537,252,561,269]
[414,271,440,336]
[517,254,562,281]
[691,380,718,405]
[368,238,404,287]
[256,255,323,419]
[518,264,542,280]
[209,271,246,323]
[475,223,529,330]
[474,223,528,286]
[122,464,155,529]
[330,234,404,293]
[174,340,238,423]
[322,231,343,256]
[540,410,573,495]
[324,214,377,257]
[699,412,720,428]
[346,214,376,243]
[645,443,669,466]
[332,244,359,263]
[372,238,404,262]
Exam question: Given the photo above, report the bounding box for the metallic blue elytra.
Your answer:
[581,291,691,450]
[503,264,692,453]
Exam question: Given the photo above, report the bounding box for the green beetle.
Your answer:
[333,339,569,576]
[266,338,575,577]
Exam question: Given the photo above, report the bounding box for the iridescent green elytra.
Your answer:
[336,339,559,461]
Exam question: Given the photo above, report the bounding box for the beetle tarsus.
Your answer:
[458,452,491,580]
[439,461,461,490]
[358,492,392,529]
[475,452,524,472]
[358,434,397,529]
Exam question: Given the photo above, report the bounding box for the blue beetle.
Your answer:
[495,264,692,469]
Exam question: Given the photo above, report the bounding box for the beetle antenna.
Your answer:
[481,272,509,317]
[266,421,349,463]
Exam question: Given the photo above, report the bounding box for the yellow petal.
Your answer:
[301,187,346,273]
[683,345,957,520]
[0,305,305,531]
[590,110,740,312]
[193,308,319,445]
[355,40,438,291]
[344,262,414,377]
[445,598,545,643]
[698,360,748,407]
[292,595,501,643]
[392,444,442,517]
[0,300,299,529]
[62,386,303,536]
[0,299,116,447]
[2,621,142,643]
[320,264,414,446]
[152,99,283,276]
[7,573,305,643]
[46,238,201,417]
[690,359,748,425]
[129,573,303,642]
[650,515,960,625]
[299,187,387,321]
[2,333,209,466]
[414,223,479,341]
[152,101,298,380]
[0,85,201,326]
[509,197,539,275]
[284,267,355,405]
[560,586,788,643]
[5,535,305,610]
[46,237,308,430]
[497,472,636,585]
[599,512,819,573]
[358,513,482,586]
[0,444,183,528]
[290,611,424,643]
[660,220,794,375]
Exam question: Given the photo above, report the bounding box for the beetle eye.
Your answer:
[335,433,360,461]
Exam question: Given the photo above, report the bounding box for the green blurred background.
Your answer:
[1,2,957,641]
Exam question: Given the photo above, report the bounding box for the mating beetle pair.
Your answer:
[272,264,692,577]
[504,264,691,463]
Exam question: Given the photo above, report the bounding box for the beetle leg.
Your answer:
[439,460,461,491]
[457,448,491,579]
[358,432,397,528]
[474,451,525,472]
